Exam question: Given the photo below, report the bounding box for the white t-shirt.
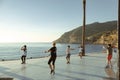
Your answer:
[23,50,27,56]
[66,47,70,55]
[21,46,27,56]
[79,47,82,53]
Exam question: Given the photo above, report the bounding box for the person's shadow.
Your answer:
[104,67,116,80]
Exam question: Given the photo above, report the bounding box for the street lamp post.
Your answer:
[82,0,86,56]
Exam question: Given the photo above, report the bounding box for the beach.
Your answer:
[0,53,118,80]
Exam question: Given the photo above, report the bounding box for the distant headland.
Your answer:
[54,20,117,46]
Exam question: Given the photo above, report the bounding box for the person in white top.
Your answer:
[66,45,74,64]
[21,45,27,64]
[78,46,83,59]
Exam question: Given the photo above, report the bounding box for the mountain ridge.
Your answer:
[54,20,117,44]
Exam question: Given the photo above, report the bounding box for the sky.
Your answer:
[0,0,118,43]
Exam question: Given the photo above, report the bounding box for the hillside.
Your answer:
[54,20,117,44]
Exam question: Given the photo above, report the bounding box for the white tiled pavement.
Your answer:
[0,53,118,80]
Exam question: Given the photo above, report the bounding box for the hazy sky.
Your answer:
[0,0,118,43]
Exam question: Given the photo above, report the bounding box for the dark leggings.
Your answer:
[48,56,56,65]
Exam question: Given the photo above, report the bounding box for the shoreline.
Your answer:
[0,52,106,62]
[0,44,106,62]
[0,54,69,62]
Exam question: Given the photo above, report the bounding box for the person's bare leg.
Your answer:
[52,65,55,74]
[109,60,112,68]
[24,57,26,64]
[66,57,69,64]
[68,57,70,63]
[80,54,82,59]
[49,64,53,74]
[105,59,109,68]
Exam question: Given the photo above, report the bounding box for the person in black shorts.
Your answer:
[45,42,57,74]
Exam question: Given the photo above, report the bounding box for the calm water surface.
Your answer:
[0,42,104,61]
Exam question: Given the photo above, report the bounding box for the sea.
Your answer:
[0,42,116,61]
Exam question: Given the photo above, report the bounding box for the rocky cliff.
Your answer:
[54,20,117,44]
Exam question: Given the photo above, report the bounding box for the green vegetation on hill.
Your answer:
[54,20,117,44]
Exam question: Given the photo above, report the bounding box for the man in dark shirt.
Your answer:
[45,42,57,74]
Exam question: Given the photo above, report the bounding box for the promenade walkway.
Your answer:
[0,53,118,80]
